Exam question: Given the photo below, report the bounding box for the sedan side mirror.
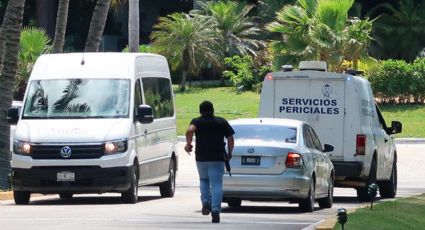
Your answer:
[390,121,402,134]
[136,105,153,124]
[323,144,334,153]
[7,107,20,124]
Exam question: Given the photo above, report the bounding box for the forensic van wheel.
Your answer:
[121,164,139,203]
[357,158,377,202]
[379,158,397,199]
[160,158,176,198]
[59,192,73,199]
[299,179,315,212]
[14,190,30,205]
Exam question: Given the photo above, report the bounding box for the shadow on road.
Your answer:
[13,195,162,206]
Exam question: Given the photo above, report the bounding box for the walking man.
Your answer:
[185,101,234,223]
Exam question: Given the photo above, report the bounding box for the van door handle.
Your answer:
[384,138,388,143]
[144,129,148,136]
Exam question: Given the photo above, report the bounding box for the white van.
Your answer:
[7,53,178,205]
[259,61,402,201]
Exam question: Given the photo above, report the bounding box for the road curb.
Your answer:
[314,204,369,230]
[0,191,13,201]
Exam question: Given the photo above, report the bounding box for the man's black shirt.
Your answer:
[190,115,235,162]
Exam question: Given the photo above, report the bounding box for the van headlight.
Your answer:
[104,140,127,154]
[14,141,31,155]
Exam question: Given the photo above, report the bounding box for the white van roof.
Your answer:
[30,52,168,80]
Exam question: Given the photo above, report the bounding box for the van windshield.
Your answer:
[232,124,297,144]
[22,78,130,119]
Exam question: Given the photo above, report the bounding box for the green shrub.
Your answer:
[223,55,266,92]
[412,58,425,103]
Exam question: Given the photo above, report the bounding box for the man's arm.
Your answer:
[226,135,234,159]
[185,124,197,155]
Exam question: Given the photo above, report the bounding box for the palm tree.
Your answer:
[0,1,14,72]
[85,0,112,52]
[267,0,372,71]
[128,0,139,52]
[15,27,51,100]
[52,0,70,53]
[193,0,264,57]
[150,13,222,92]
[258,0,295,25]
[368,0,425,62]
[0,0,26,189]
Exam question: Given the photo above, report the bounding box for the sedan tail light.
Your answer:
[285,152,303,168]
[356,134,366,156]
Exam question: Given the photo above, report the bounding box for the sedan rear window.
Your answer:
[232,124,297,143]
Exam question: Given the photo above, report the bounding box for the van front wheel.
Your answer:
[121,165,139,203]
[159,158,176,198]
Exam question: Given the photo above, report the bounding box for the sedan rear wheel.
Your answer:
[227,198,242,208]
[299,179,315,212]
[318,175,333,209]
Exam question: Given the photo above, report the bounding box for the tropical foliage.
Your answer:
[15,27,51,100]
[367,58,425,104]
[267,0,373,71]
[192,0,264,58]
[150,13,222,91]
[367,0,425,62]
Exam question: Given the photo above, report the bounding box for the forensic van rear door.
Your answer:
[271,74,346,160]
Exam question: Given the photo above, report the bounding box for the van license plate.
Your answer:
[57,171,75,182]
[241,156,261,166]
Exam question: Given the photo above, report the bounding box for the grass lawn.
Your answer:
[174,86,424,137]
[333,194,425,230]
[175,87,259,135]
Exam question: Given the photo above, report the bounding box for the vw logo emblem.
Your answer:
[247,148,255,154]
[60,146,72,158]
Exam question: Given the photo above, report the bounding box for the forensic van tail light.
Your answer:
[356,134,366,156]
[265,74,273,81]
[285,152,303,168]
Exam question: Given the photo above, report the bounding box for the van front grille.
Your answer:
[31,144,105,159]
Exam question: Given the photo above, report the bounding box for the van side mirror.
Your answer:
[7,107,20,124]
[390,121,402,134]
[136,105,153,124]
[323,144,334,153]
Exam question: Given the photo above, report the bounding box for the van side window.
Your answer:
[142,77,174,118]
[134,79,143,116]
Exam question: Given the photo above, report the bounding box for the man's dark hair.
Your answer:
[199,100,214,117]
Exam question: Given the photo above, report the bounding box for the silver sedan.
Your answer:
[223,118,334,212]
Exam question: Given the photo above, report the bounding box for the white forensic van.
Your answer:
[7,53,178,205]
[259,61,402,201]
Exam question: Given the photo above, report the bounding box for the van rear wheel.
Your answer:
[379,159,397,198]
[357,158,377,202]
[14,191,30,205]
[227,198,242,208]
[159,158,176,198]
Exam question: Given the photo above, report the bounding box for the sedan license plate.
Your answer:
[241,156,261,166]
[57,171,75,182]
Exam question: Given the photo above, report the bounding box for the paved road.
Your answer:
[0,143,423,230]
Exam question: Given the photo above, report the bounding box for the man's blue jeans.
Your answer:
[196,161,225,213]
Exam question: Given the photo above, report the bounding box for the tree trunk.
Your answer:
[180,71,187,92]
[84,0,112,52]
[52,0,70,53]
[0,1,14,72]
[128,0,139,52]
[36,0,56,39]
[0,0,26,189]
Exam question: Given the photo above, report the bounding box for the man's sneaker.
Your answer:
[211,211,220,223]
[202,203,211,215]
